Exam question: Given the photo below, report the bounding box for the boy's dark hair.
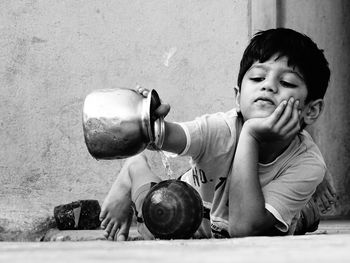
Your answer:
[237,28,330,102]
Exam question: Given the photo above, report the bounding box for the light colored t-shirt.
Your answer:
[178,109,326,237]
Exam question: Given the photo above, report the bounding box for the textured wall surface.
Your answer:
[0,0,249,239]
[281,0,350,217]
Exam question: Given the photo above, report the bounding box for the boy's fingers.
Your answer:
[136,86,168,118]
[135,85,143,93]
[275,98,295,130]
[104,221,114,238]
[279,100,300,135]
[116,225,129,241]
[269,100,287,123]
[327,181,337,196]
[99,209,107,222]
[100,217,110,230]
[324,189,337,203]
[115,215,132,241]
[316,197,327,214]
[320,194,332,212]
[109,223,120,241]
[135,85,149,97]
[116,234,126,241]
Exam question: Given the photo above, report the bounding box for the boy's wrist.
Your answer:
[147,117,165,150]
[241,122,262,145]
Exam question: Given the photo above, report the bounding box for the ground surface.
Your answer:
[1,220,350,263]
[1,234,350,263]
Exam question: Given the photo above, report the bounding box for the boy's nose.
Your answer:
[261,79,278,93]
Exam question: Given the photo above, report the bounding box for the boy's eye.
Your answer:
[280,81,297,88]
[250,77,264,82]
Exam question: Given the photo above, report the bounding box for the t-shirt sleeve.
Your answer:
[262,155,326,232]
[177,111,238,161]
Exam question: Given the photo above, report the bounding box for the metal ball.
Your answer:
[142,180,203,239]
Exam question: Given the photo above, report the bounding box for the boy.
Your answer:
[99,28,334,240]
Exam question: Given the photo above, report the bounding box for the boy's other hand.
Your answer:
[136,85,171,119]
[314,171,338,214]
[244,97,301,144]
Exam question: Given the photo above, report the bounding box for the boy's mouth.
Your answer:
[254,96,275,105]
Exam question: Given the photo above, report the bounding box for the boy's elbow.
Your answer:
[229,209,277,237]
[229,224,254,238]
[228,221,265,237]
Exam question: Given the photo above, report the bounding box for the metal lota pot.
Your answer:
[82,88,165,159]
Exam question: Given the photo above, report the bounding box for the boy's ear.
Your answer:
[303,99,324,125]
[234,85,241,112]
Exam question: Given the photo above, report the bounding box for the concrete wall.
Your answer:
[249,0,350,217]
[0,0,249,239]
[0,0,349,240]
[281,0,350,218]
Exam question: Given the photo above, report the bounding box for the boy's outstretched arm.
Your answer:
[162,122,187,154]
[228,98,300,237]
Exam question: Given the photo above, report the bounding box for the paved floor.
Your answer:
[1,220,350,263]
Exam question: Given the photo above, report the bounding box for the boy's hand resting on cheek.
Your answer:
[244,97,301,144]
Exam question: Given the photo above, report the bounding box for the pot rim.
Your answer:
[143,89,162,143]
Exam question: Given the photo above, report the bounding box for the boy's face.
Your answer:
[237,55,308,121]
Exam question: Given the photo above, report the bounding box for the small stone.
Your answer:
[53,200,101,230]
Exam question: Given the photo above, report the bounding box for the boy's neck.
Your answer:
[258,138,294,164]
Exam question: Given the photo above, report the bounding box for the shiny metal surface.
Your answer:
[82,88,164,159]
[142,180,204,239]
